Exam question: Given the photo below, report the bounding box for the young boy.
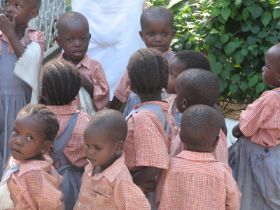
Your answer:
[159,105,240,210]
[110,6,175,111]
[0,104,64,210]
[56,11,109,113]
[166,50,227,142]
[170,69,228,164]
[74,110,150,210]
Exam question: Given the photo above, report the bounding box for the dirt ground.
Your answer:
[222,102,248,120]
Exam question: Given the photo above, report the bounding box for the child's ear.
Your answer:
[41,141,52,155]
[115,141,124,156]
[89,33,92,40]
[172,29,176,37]
[182,97,189,111]
[55,36,61,45]
[139,31,144,40]
[212,135,219,148]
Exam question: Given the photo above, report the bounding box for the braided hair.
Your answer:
[41,59,81,105]
[128,48,168,95]
[17,104,59,142]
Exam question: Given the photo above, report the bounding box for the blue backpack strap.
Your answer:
[51,113,79,164]
[126,103,170,135]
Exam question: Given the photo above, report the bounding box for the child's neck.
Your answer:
[62,54,82,65]
[139,92,162,103]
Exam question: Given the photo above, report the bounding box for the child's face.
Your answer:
[167,57,185,94]
[140,17,175,53]
[3,0,38,27]
[85,130,122,171]
[262,52,280,86]
[56,22,90,64]
[9,115,51,161]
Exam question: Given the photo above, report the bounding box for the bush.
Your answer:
[148,0,280,102]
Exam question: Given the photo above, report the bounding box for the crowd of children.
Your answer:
[0,0,279,209]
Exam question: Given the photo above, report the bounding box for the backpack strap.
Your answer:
[126,104,170,135]
[51,113,79,164]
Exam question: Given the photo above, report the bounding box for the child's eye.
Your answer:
[67,38,74,43]
[11,130,18,137]
[161,32,168,37]
[26,135,34,142]
[81,37,88,41]
[16,4,22,9]
[3,0,10,6]
[94,145,102,151]
[146,32,153,37]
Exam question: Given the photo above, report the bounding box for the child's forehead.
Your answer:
[142,15,173,30]
[58,21,89,35]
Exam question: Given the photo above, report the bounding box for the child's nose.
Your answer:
[73,39,82,47]
[154,34,162,42]
[14,136,24,145]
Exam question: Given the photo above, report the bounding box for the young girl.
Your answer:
[74,109,150,210]
[230,44,280,210]
[0,104,64,210]
[0,0,44,177]
[40,59,90,210]
[123,48,170,209]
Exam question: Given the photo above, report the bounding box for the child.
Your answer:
[123,48,170,209]
[171,69,228,164]
[159,105,240,210]
[110,6,175,112]
[166,50,227,142]
[0,0,44,177]
[40,59,90,210]
[0,104,64,210]
[74,109,150,210]
[230,44,280,209]
[56,11,109,114]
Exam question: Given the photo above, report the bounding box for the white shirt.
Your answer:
[72,0,145,99]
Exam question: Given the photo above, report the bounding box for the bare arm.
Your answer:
[131,166,162,193]
[0,14,25,58]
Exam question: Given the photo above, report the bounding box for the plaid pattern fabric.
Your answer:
[124,101,169,170]
[48,103,90,168]
[159,151,240,210]
[170,130,228,164]
[239,87,280,147]
[74,155,150,210]
[8,155,64,210]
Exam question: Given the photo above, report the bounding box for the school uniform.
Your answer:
[74,155,150,210]
[6,155,64,210]
[229,87,280,210]
[159,151,240,210]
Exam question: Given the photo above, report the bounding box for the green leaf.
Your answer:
[273,9,280,19]
[240,82,248,91]
[251,26,260,34]
[261,12,272,26]
[221,7,231,21]
[235,0,242,6]
[248,74,259,88]
[248,5,263,19]
[220,34,230,44]
[211,61,223,74]
[232,74,240,83]
[241,49,248,56]
[230,83,238,94]
[256,83,266,93]
[211,7,220,17]
[208,53,216,64]
[225,40,240,55]
[235,53,244,64]
[242,8,250,20]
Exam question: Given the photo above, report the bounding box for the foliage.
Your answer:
[148,0,280,102]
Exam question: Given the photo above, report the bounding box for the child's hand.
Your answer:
[0,14,16,37]
[80,74,94,97]
[232,124,243,138]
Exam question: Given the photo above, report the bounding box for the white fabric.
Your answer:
[72,0,145,99]
[79,87,96,116]
[14,42,42,103]
[0,162,20,210]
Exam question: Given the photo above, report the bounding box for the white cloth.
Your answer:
[14,42,42,103]
[0,161,20,210]
[72,0,145,99]
[79,87,96,116]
